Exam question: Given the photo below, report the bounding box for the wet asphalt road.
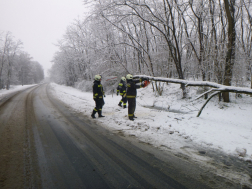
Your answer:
[0,84,248,189]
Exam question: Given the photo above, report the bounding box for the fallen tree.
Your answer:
[134,75,252,117]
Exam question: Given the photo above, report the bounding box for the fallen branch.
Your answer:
[134,75,252,93]
[194,88,215,100]
[197,91,220,117]
[134,75,252,117]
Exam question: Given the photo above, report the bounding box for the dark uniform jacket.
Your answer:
[117,79,127,96]
[126,79,143,98]
[93,80,104,100]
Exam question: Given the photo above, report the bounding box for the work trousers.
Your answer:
[127,98,136,119]
[94,98,104,113]
[120,95,127,106]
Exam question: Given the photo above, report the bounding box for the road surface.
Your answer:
[0,84,245,188]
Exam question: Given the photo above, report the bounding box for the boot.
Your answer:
[133,114,137,118]
[98,110,105,117]
[129,116,134,121]
[118,102,122,107]
[123,105,127,108]
[91,110,96,118]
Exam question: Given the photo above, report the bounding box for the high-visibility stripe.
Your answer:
[126,95,136,98]
[128,114,134,116]
[94,96,103,99]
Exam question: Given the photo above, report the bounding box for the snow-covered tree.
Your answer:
[0,31,44,88]
[50,0,252,99]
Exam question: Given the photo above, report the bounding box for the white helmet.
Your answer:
[126,74,133,80]
[94,74,101,81]
[121,77,126,81]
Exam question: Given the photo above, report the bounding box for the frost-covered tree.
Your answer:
[0,32,44,88]
[51,0,252,99]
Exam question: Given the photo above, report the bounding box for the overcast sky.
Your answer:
[0,0,89,76]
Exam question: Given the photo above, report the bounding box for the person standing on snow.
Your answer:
[117,76,127,108]
[126,74,148,121]
[91,74,105,118]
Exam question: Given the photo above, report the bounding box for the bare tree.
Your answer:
[222,0,236,102]
[50,0,252,99]
[241,0,252,90]
[99,0,187,97]
[0,32,22,89]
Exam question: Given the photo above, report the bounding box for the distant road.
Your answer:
[0,84,241,189]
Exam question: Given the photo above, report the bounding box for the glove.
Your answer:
[143,82,147,88]
[143,80,150,88]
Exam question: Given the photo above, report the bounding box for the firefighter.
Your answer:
[91,74,105,118]
[117,76,127,108]
[126,74,148,121]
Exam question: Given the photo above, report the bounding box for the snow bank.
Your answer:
[49,82,252,161]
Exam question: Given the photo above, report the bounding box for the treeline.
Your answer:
[50,0,252,102]
[0,31,44,90]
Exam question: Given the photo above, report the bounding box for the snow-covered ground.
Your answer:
[1,82,252,186]
[1,83,251,161]
[0,85,35,99]
[47,82,252,163]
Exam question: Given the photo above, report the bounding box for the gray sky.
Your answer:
[0,0,88,76]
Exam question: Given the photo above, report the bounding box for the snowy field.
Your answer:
[1,83,251,162]
[47,82,252,163]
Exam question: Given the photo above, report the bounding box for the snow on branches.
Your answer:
[134,75,252,117]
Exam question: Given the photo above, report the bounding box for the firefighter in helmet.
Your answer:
[117,76,127,108]
[91,74,105,118]
[126,74,148,121]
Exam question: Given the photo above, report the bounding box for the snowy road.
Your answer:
[0,84,245,188]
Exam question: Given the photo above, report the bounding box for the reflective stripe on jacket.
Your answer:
[126,79,143,98]
[93,80,104,99]
[117,79,127,95]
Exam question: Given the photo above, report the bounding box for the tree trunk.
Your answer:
[251,68,252,97]
[223,0,236,102]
